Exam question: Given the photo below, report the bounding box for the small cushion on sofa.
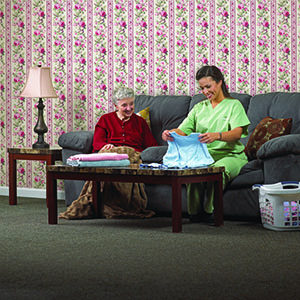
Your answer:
[141,146,168,163]
[244,116,292,160]
[227,160,264,189]
[137,107,151,128]
[257,134,300,159]
[58,131,94,153]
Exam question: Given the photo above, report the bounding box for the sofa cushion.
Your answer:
[244,116,292,160]
[141,146,168,163]
[58,131,94,153]
[263,154,300,184]
[134,95,191,146]
[136,106,151,128]
[227,159,264,189]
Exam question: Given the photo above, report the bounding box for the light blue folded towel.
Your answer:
[67,159,130,167]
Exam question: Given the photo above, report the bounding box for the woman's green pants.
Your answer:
[187,153,248,214]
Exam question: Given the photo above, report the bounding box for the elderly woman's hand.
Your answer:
[101,144,115,151]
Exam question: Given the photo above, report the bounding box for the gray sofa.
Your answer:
[58,92,300,220]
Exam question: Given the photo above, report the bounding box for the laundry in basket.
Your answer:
[252,181,300,231]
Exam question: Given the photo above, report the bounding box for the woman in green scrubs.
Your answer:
[162,65,250,223]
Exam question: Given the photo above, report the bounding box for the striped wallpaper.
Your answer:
[0,0,299,190]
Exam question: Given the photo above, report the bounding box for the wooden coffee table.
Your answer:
[46,165,225,233]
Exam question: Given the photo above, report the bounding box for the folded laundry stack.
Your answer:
[66,153,130,167]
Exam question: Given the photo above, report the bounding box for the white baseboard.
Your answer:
[0,187,65,200]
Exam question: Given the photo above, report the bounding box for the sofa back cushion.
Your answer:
[134,95,191,145]
[245,92,300,145]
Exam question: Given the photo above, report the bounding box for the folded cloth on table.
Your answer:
[67,159,130,167]
[67,153,129,162]
[140,163,168,169]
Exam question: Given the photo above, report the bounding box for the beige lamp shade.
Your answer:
[20,66,58,98]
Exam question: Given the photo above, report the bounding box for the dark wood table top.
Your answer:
[47,164,225,176]
[8,147,62,155]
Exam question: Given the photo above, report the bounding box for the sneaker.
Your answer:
[201,211,214,224]
[189,213,202,223]
[189,211,214,224]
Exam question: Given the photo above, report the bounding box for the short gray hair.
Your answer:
[112,87,135,105]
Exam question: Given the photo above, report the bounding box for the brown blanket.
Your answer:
[59,147,155,220]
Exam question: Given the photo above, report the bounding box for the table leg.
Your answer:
[172,178,182,233]
[45,156,56,208]
[213,173,224,227]
[92,181,100,218]
[47,172,57,224]
[9,153,17,205]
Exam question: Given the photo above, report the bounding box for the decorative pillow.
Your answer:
[137,107,151,128]
[244,116,292,160]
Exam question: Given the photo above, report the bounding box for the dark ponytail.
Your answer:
[195,65,232,98]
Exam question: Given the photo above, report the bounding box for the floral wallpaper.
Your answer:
[0,0,299,191]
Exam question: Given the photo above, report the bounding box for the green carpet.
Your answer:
[1,196,300,300]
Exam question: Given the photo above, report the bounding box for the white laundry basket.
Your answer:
[252,181,300,231]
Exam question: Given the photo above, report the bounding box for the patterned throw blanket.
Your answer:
[59,146,155,220]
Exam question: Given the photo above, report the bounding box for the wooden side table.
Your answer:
[8,148,62,205]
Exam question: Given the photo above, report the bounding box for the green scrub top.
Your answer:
[178,98,250,157]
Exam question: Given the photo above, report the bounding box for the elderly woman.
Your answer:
[60,87,158,220]
[93,87,157,152]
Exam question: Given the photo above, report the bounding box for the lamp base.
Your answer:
[32,141,50,149]
[32,98,49,149]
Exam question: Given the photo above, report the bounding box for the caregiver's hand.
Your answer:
[162,130,174,142]
[198,132,220,144]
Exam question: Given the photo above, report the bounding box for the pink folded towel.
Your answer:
[68,153,129,161]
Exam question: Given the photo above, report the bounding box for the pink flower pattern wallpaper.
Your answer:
[0,0,299,190]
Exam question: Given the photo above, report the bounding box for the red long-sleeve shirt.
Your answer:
[93,112,158,152]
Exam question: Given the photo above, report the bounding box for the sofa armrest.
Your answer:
[58,131,94,153]
[257,134,300,160]
[141,146,168,163]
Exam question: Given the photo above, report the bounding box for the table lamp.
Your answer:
[20,66,58,149]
